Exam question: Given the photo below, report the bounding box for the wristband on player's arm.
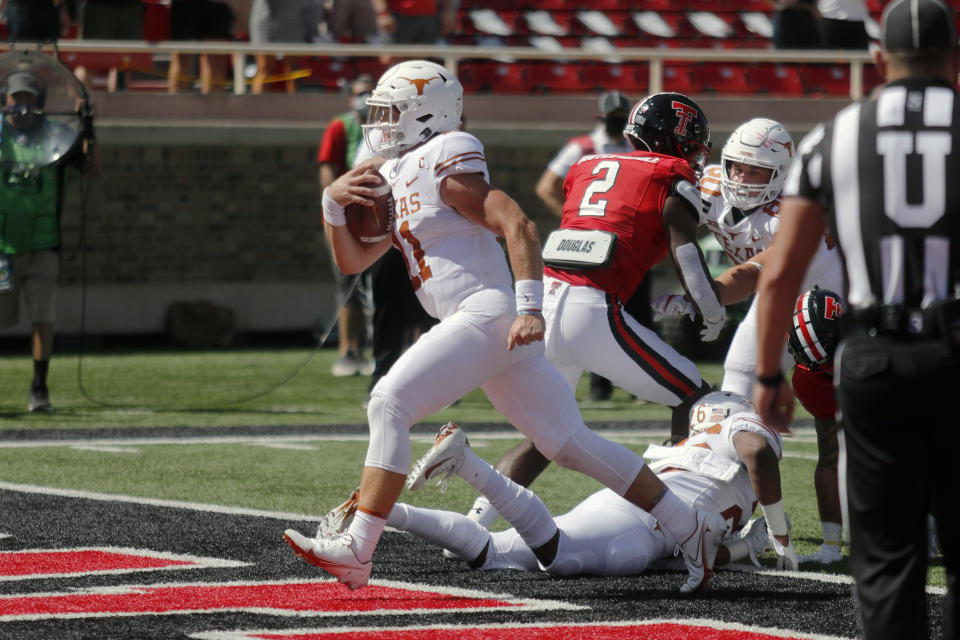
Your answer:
[515,279,543,314]
[322,189,347,227]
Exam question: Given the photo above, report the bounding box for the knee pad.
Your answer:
[552,428,644,496]
[364,391,414,474]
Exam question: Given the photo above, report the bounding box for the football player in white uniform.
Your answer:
[334,392,797,578]
[283,60,725,594]
[654,117,843,400]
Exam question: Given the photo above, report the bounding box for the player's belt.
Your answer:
[542,229,617,270]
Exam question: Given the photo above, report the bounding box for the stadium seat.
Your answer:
[522,61,585,93]
[661,63,697,95]
[687,11,736,39]
[580,61,649,94]
[458,60,528,93]
[468,9,516,36]
[748,64,805,96]
[691,62,753,94]
[740,12,773,39]
[801,64,852,96]
[525,10,569,36]
[632,11,683,39]
[577,10,620,37]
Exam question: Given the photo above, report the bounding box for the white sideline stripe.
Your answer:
[0,547,249,582]
[723,562,947,595]
[188,617,856,640]
[70,445,140,454]
[0,481,322,522]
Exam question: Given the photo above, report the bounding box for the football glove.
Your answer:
[699,307,726,342]
[770,534,799,571]
[652,294,695,322]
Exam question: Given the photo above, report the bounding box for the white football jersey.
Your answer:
[379,131,513,320]
[645,409,783,535]
[699,163,843,294]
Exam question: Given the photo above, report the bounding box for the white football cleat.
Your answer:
[799,544,843,565]
[283,529,372,590]
[678,511,726,594]
[315,487,360,538]
[407,422,468,492]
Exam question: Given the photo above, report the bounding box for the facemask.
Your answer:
[7,101,43,133]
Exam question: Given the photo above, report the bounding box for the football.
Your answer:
[345,172,395,244]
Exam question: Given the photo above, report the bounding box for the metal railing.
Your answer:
[2,39,876,99]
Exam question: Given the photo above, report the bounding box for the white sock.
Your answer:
[649,490,697,545]
[466,496,500,529]
[387,502,489,562]
[347,509,387,563]
[459,449,556,549]
[821,521,843,548]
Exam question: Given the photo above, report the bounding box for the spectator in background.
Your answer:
[0,70,94,412]
[75,0,144,93]
[318,75,376,378]
[249,0,304,94]
[768,0,822,49]
[325,0,381,43]
[816,0,870,49]
[168,0,235,94]
[535,90,633,402]
[370,0,454,45]
[3,0,67,41]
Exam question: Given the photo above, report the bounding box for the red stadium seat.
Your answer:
[522,61,585,93]
[661,63,697,95]
[458,60,528,93]
[691,62,753,94]
[800,64,852,96]
[749,64,805,96]
[580,61,650,94]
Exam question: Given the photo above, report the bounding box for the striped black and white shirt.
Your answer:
[784,77,960,316]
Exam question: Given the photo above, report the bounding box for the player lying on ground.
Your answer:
[658,246,847,566]
[316,393,798,576]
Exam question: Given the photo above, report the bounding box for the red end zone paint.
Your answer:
[193,621,841,640]
[0,550,194,577]
[0,580,526,621]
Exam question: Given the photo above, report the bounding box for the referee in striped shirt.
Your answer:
[752,0,959,638]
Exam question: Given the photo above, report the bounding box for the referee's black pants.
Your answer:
[837,334,958,640]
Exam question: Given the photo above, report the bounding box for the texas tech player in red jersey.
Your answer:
[462,94,727,540]
[542,93,721,434]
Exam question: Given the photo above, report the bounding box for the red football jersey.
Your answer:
[792,364,836,421]
[544,151,697,302]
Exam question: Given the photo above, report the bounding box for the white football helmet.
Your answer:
[689,390,753,435]
[720,118,793,211]
[362,60,463,159]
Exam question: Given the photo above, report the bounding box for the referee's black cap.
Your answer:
[881,0,957,53]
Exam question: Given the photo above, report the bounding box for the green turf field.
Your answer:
[0,347,945,586]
